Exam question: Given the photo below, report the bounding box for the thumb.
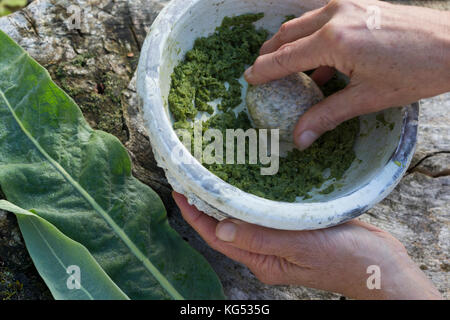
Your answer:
[215,219,297,256]
[293,84,370,150]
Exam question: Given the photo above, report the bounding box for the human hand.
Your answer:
[173,192,442,299]
[244,0,450,150]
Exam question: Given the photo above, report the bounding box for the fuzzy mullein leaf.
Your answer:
[0,30,225,300]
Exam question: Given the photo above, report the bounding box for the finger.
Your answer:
[293,83,374,150]
[172,191,218,244]
[215,218,299,256]
[245,33,325,85]
[172,192,266,266]
[310,66,336,86]
[260,6,332,55]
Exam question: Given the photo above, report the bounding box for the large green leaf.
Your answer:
[0,30,225,300]
[0,200,129,300]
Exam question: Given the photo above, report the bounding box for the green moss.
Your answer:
[0,269,20,300]
[50,54,129,142]
[71,52,95,67]
[170,14,359,202]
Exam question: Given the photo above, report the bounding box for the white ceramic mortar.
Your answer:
[137,0,419,230]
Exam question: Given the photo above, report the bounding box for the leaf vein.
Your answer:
[0,84,184,300]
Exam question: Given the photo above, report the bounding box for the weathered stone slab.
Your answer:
[0,0,448,300]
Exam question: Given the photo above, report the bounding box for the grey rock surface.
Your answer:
[0,0,448,300]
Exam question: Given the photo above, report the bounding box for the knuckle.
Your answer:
[260,39,270,50]
[273,44,295,71]
[278,43,294,55]
[252,55,265,73]
[277,21,291,43]
[327,0,339,7]
[325,0,355,17]
[321,22,344,43]
[329,0,349,9]
[320,22,353,53]
[326,0,342,11]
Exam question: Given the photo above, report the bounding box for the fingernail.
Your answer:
[295,130,319,150]
[216,221,237,242]
[244,66,254,83]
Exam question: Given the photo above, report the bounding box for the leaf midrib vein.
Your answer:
[0,80,184,300]
[26,217,95,300]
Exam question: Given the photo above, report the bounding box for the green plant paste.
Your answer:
[169,14,360,202]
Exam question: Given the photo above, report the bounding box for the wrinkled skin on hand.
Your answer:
[173,192,442,299]
[244,0,450,150]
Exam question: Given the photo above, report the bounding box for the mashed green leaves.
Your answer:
[169,14,360,202]
[169,13,268,126]
[203,111,359,202]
